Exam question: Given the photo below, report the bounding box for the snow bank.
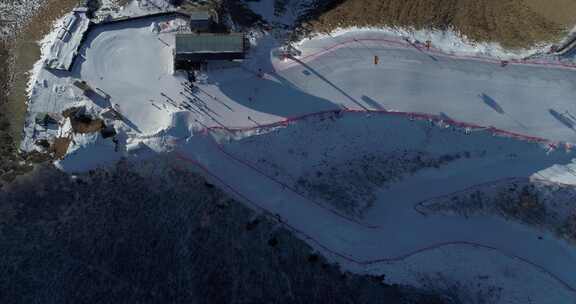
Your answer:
[296,26,552,61]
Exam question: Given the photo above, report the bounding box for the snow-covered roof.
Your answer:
[175,33,245,54]
[43,12,91,71]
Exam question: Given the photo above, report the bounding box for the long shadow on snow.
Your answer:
[214,33,370,117]
[288,56,369,111]
[549,109,576,131]
[215,67,344,117]
[478,93,504,114]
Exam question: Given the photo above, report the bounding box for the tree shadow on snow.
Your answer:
[478,93,505,114]
[361,95,386,111]
[549,109,576,131]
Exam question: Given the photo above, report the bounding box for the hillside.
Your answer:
[9,0,576,302]
[0,160,438,304]
[306,0,576,49]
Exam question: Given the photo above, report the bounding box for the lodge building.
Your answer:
[173,32,246,71]
[173,11,246,71]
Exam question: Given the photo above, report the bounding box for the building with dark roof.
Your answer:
[189,11,212,32]
[173,33,246,70]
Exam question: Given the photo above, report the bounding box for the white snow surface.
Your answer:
[20,2,576,301]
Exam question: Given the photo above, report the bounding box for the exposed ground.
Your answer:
[0,0,81,185]
[306,0,576,49]
[0,41,25,184]
[5,0,81,144]
[0,159,440,304]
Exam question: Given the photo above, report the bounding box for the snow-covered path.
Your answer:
[267,33,576,144]
[186,30,576,145]
[176,113,576,302]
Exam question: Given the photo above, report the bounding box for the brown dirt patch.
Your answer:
[71,116,105,134]
[51,137,72,159]
[525,0,576,29]
[306,0,576,49]
[0,0,80,184]
[63,107,105,134]
[66,114,104,134]
[5,0,80,146]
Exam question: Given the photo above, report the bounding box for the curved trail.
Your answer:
[173,109,576,294]
[175,150,576,294]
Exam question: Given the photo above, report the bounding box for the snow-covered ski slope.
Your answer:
[22,4,576,301]
[26,14,576,153]
[280,33,576,143]
[177,111,576,303]
[185,27,576,303]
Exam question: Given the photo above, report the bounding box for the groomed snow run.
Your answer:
[21,2,576,301]
[176,111,576,304]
